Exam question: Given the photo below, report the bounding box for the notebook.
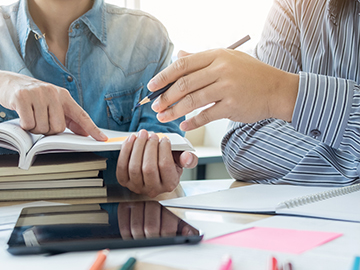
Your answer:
[161,183,360,223]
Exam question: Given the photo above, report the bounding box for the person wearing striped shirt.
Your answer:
[147,0,360,187]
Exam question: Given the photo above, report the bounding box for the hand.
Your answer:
[116,129,198,198]
[0,71,107,140]
[117,201,198,240]
[148,49,299,131]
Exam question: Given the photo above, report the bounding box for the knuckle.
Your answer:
[20,120,35,131]
[51,122,66,134]
[166,106,177,120]
[144,224,159,237]
[14,88,29,102]
[176,77,190,94]
[142,164,157,176]
[173,57,188,73]
[214,48,227,57]
[117,175,127,186]
[164,180,179,193]
[156,71,169,85]
[198,111,211,125]
[129,166,142,179]
[160,91,170,104]
[36,124,50,134]
[183,94,197,110]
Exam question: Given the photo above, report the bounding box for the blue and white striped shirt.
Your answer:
[221,0,360,186]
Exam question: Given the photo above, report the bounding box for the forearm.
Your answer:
[221,119,360,187]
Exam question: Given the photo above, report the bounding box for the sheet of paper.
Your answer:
[204,227,342,254]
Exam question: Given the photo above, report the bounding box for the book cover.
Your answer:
[0,152,106,176]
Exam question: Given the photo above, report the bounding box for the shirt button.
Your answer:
[310,129,321,138]
[67,76,73,82]
[75,24,80,29]
[0,112,6,118]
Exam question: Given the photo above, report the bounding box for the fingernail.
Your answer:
[151,98,159,111]
[185,152,193,167]
[160,136,170,143]
[180,121,188,131]
[147,78,157,91]
[138,129,148,139]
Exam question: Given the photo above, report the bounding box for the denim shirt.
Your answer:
[0,0,183,132]
[0,0,184,183]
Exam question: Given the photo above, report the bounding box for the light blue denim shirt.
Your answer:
[0,0,184,183]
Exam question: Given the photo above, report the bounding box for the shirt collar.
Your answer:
[17,0,40,59]
[79,0,107,45]
[16,0,107,60]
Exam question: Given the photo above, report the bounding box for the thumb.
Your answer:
[177,50,192,58]
[179,151,198,169]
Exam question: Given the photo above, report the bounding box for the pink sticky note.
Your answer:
[204,227,342,254]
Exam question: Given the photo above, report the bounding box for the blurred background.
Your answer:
[0,0,273,180]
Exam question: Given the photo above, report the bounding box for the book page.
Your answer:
[21,128,193,169]
[0,119,41,153]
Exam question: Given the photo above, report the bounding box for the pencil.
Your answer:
[89,249,109,270]
[119,257,137,270]
[218,254,232,270]
[134,34,251,108]
[352,256,360,270]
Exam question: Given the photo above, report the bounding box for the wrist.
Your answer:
[269,70,299,122]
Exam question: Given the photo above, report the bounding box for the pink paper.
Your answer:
[204,227,342,254]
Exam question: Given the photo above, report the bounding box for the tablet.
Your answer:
[7,201,203,255]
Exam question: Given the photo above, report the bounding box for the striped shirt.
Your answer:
[221,0,360,186]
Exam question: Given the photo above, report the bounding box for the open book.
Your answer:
[0,119,194,170]
[161,183,360,223]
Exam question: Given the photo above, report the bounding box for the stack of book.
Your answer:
[0,118,194,201]
[0,152,108,201]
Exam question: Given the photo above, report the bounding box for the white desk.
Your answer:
[1,180,359,270]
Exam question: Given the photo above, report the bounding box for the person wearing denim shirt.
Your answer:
[0,0,198,197]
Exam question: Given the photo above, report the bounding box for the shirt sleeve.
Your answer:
[221,0,360,186]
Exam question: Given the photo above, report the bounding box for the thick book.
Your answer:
[161,183,360,223]
[0,170,100,182]
[0,178,103,190]
[0,152,106,177]
[0,186,107,201]
[0,119,194,170]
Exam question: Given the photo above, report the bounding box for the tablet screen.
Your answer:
[7,201,203,255]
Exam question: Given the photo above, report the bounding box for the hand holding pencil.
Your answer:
[147,34,299,131]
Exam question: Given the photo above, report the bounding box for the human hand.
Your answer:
[116,130,198,198]
[117,201,198,240]
[0,71,107,140]
[148,49,299,131]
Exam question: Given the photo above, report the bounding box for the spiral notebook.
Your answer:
[161,183,360,223]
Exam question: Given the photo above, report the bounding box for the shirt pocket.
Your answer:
[104,84,143,131]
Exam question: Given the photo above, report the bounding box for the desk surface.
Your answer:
[0,180,269,270]
[1,180,359,270]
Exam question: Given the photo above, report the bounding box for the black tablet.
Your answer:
[7,201,203,255]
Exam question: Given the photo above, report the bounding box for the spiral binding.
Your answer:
[280,183,360,209]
